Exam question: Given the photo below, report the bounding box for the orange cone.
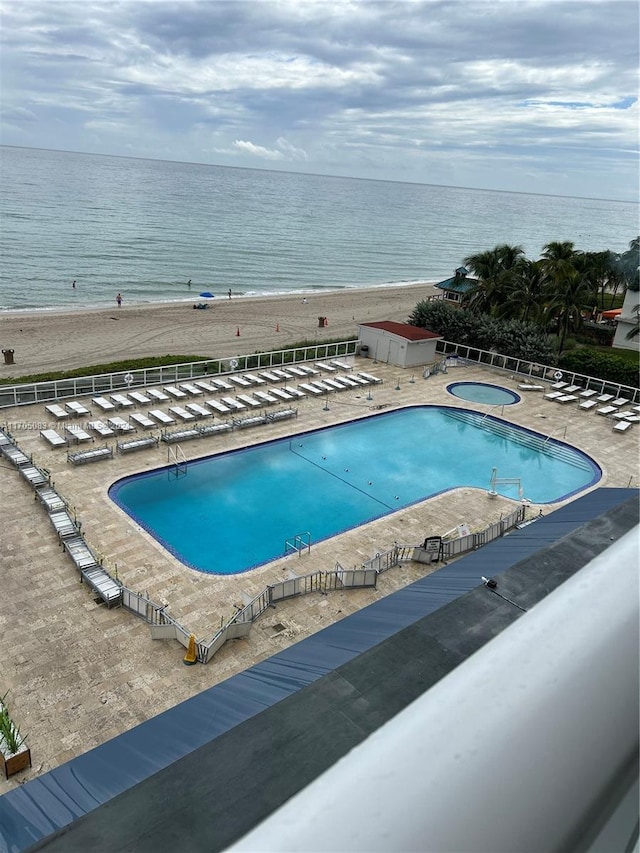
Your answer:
[236,327,240,336]
[183,634,198,666]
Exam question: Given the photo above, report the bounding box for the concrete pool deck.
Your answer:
[1,357,638,789]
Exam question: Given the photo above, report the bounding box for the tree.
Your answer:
[544,263,592,354]
[498,258,549,323]
[463,244,525,314]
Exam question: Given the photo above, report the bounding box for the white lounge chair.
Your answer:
[554,395,578,404]
[41,428,67,448]
[613,420,633,433]
[331,360,353,371]
[253,390,278,404]
[92,396,116,412]
[299,382,324,396]
[517,383,545,391]
[147,388,170,402]
[611,398,630,408]
[563,385,582,394]
[211,378,234,391]
[149,409,175,425]
[310,380,333,393]
[270,388,294,401]
[185,402,212,418]
[283,387,305,398]
[579,389,598,399]
[206,399,231,414]
[357,372,382,384]
[220,396,246,410]
[578,400,598,411]
[550,381,568,390]
[107,416,136,433]
[179,383,203,396]
[65,424,94,443]
[298,365,320,376]
[164,386,187,399]
[236,394,263,408]
[89,419,115,437]
[45,403,69,420]
[596,406,617,417]
[544,391,564,401]
[242,373,266,385]
[322,378,346,392]
[129,412,156,429]
[258,371,280,383]
[229,375,252,388]
[35,486,67,512]
[283,366,306,378]
[168,406,195,422]
[129,391,151,405]
[270,369,293,381]
[65,400,91,417]
[193,380,217,393]
[110,393,133,409]
[315,362,336,373]
[595,394,614,403]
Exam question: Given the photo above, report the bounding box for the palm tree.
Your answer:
[544,263,592,354]
[463,244,525,314]
[499,258,550,323]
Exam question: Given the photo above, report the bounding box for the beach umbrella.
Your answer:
[199,291,215,298]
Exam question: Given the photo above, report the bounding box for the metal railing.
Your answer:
[435,339,640,402]
[0,340,358,409]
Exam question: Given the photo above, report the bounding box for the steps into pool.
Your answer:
[444,409,594,472]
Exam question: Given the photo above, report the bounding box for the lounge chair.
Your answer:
[65,400,91,417]
[270,369,293,381]
[595,394,614,403]
[315,362,337,373]
[129,412,156,430]
[253,390,278,404]
[129,391,151,405]
[229,375,252,388]
[147,388,170,402]
[517,383,545,391]
[596,406,617,416]
[270,388,294,401]
[206,399,231,414]
[242,373,266,385]
[185,402,213,418]
[579,389,598,399]
[191,380,216,393]
[267,408,298,422]
[148,409,176,425]
[563,385,583,394]
[65,424,94,443]
[2,445,30,466]
[331,360,353,371]
[198,422,233,437]
[357,371,383,384]
[578,400,598,411]
[92,396,116,412]
[611,398,631,408]
[63,535,100,571]
[164,386,187,399]
[554,395,578,404]
[283,366,307,378]
[283,387,305,398]
[161,427,201,444]
[20,465,49,486]
[67,445,114,465]
[179,383,203,396]
[110,393,133,409]
[258,371,280,383]
[88,419,115,437]
[613,420,633,433]
[107,416,136,433]
[81,567,122,607]
[211,378,234,391]
[41,428,67,448]
[610,410,635,421]
[116,435,160,454]
[236,394,263,408]
[543,391,564,401]
[35,486,67,512]
[310,380,333,393]
[322,378,346,392]
[232,414,268,429]
[168,406,195,422]
[49,510,79,540]
[550,381,568,390]
[45,403,69,420]
[623,415,640,424]
[298,382,324,396]
[220,396,246,410]
[298,365,320,375]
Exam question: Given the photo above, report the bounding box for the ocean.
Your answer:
[1,145,637,313]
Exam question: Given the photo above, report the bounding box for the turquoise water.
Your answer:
[109,407,600,575]
[1,146,637,311]
[447,382,520,405]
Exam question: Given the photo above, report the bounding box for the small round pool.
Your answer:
[447,382,520,405]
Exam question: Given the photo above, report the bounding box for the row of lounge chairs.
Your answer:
[542,382,639,432]
[1,426,121,605]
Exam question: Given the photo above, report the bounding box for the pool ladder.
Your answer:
[167,444,187,480]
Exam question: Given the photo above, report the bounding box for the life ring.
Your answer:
[553,370,563,381]
[229,358,239,370]
[124,372,134,385]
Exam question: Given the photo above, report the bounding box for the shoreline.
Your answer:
[0,281,439,377]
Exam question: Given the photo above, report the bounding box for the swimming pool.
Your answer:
[447,382,521,405]
[109,407,600,575]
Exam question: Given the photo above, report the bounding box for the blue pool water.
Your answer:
[447,382,521,405]
[109,407,600,575]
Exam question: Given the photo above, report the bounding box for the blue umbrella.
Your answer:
[199,291,215,298]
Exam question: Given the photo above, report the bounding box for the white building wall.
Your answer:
[612,288,640,351]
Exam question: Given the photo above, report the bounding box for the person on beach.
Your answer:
[72,279,76,289]
[116,293,122,307]
[188,279,192,288]
[228,288,232,299]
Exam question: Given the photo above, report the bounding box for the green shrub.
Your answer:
[558,349,640,388]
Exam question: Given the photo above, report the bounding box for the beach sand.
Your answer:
[0,284,437,376]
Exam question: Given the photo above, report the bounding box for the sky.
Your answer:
[1,0,638,201]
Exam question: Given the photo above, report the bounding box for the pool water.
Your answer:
[447,382,520,405]
[109,407,600,575]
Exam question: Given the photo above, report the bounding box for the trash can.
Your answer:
[318,316,327,328]
[2,349,14,365]
[360,344,369,357]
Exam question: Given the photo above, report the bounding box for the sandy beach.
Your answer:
[0,283,437,377]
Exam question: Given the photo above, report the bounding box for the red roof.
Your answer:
[359,321,441,341]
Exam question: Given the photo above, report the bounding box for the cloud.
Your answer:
[0,0,637,200]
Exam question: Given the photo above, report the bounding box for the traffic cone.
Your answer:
[236,327,240,336]
[183,634,198,666]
